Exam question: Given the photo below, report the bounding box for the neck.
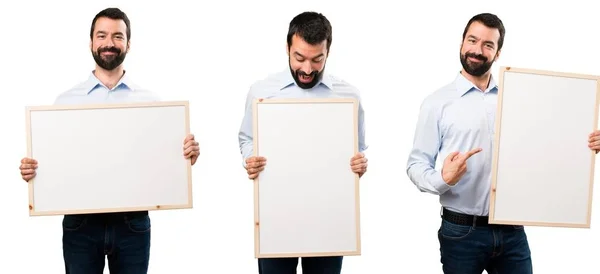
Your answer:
[461,70,491,92]
[93,66,125,89]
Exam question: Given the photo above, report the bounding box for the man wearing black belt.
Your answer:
[406,12,516,274]
[407,12,600,274]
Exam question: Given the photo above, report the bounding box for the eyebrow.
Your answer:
[294,51,325,60]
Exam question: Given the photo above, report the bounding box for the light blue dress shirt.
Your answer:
[50,71,159,214]
[54,71,160,105]
[406,72,498,216]
[238,69,368,166]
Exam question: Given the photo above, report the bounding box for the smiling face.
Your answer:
[287,34,328,89]
[459,20,501,77]
[90,17,129,71]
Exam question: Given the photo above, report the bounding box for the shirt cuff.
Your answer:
[431,172,452,194]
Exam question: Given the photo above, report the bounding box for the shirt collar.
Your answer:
[278,69,333,90]
[81,70,135,94]
[454,71,498,97]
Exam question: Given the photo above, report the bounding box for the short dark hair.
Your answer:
[462,13,505,50]
[287,11,332,51]
[90,8,131,40]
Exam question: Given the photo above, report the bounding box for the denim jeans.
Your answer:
[62,212,151,274]
[438,219,533,274]
[258,256,343,274]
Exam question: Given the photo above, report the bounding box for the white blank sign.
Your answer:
[252,98,360,258]
[26,101,193,216]
[490,67,599,228]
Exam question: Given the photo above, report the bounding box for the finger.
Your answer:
[352,162,368,172]
[351,157,367,165]
[186,150,199,159]
[21,169,35,175]
[247,166,265,175]
[183,141,199,150]
[19,164,37,170]
[590,130,600,138]
[464,148,483,159]
[23,174,34,182]
[351,152,365,160]
[445,151,460,163]
[249,161,266,168]
[21,158,37,164]
[588,135,600,143]
[246,156,267,163]
[184,144,200,155]
[246,167,257,174]
[183,134,194,144]
[589,139,600,147]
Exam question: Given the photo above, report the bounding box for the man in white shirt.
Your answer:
[18,8,199,274]
[407,12,600,274]
[238,11,368,274]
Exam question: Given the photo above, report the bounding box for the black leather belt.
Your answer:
[70,211,148,222]
[442,207,489,226]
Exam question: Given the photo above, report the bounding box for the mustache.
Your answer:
[465,52,487,62]
[97,47,121,54]
[296,70,317,77]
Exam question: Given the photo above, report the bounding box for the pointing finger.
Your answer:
[465,148,483,159]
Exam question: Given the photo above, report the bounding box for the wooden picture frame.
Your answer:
[489,66,599,228]
[26,101,193,216]
[252,98,361,258]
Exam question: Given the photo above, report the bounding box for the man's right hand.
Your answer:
[441,148,482,186]
[245,156,266,180]
[19,157,38,182]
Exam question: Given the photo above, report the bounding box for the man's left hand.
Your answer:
[184,134,200,165]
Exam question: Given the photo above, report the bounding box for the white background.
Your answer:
[1,0,599,273]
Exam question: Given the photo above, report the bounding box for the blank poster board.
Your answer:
[252,98,360,258]
[489,66,599,228]
[26,101,193,216]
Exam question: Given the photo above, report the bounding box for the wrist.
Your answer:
[442,174,456,186]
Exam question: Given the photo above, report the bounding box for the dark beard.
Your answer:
[92,46,126,70]
[288,59,325,89]
[460,52,492,77]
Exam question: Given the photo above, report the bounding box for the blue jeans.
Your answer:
[438,219,533,274]
[62,212,151,274]
[258,256,343,274]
